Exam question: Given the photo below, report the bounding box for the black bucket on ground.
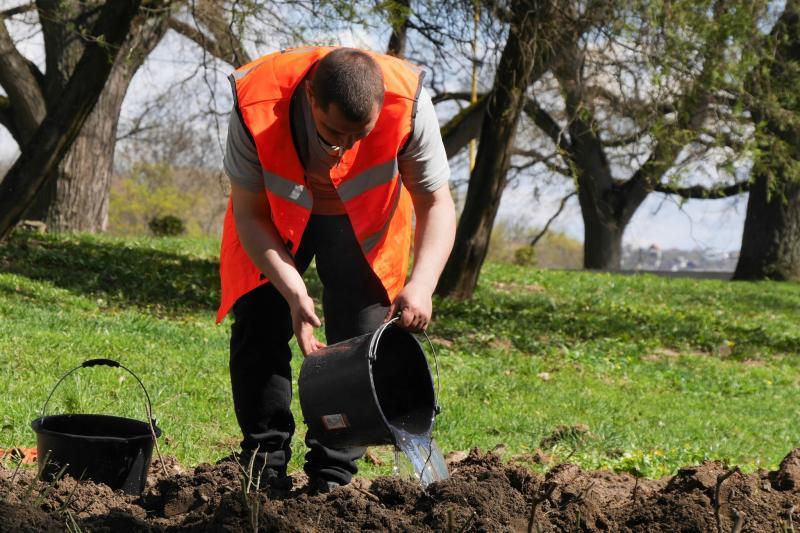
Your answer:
[298,321,438,449]
[30,359,161,495]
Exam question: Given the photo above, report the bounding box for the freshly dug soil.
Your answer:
[1,448,799,532]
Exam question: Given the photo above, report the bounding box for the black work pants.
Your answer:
[229,214,390,484]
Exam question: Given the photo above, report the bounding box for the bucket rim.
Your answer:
[366,323,435,437]
[31,413,162,443]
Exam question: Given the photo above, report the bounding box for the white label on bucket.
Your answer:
[321,414,349,430]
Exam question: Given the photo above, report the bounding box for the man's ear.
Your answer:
[305,81,315,106]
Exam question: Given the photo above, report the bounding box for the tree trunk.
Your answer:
[386,0,410,57]
[581,203,624,269]
[734,173,800,280]
[436,1,557,299]
[0,0,144,241]
[29,70,130,231]
[576,178,648,270]
[27,10,168,232]
[734,1,800,280]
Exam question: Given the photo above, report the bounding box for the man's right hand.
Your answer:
[289,293,326,356]
[230,183,327,356]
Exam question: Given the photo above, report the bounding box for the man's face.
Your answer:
[306,82,380,151]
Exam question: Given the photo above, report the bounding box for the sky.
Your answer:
[0,4,749,253]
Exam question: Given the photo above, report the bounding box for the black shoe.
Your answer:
[223,451,292,492]
[262,470,293,491]
[307,477,341,495]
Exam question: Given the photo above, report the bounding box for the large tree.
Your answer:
[513,0,759,270]
[436,0,593,299]
[0,0,147,240]
[2,0,438,235]
[734,0,800,280]
[0,0,259,233]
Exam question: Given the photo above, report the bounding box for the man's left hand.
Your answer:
[384,280,433,333]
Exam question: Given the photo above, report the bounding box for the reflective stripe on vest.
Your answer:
[216,47,421,323]
[262,170,313,209]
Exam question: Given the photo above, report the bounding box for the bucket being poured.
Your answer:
[30,359,162,495]
[298,319,448,485]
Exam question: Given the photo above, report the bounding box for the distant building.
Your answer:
[622,243,736,272]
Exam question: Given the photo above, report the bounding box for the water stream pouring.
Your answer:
[30,359,161,495]
[298,319,449,486]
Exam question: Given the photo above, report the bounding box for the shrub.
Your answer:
[513,246,537,266]
[149,215,185,236]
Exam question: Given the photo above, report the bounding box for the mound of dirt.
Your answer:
[1,448,798,531]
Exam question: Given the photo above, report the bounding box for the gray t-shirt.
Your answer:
[223,85,450,201]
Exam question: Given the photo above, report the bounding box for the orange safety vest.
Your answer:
[217,47,424,323]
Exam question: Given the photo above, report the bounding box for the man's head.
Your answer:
[306,48,384,150]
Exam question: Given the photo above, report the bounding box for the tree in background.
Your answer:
[0,0,364,235]
[436,0,597,299]
[0,0,171,233]
[512,0,760,270]
[0,0,148,241]
[734,0,800,281]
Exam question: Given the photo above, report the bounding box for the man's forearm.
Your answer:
[235,215,308,300]
[231,186,308,303]
[408,187,457,291]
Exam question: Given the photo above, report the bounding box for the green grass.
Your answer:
[1,231,798,478]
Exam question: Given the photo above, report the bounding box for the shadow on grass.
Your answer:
[0,233,219,314]
[0,232,325,316]
[434,288,799,357]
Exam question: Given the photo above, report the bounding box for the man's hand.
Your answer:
[385,280,433,333]
[230,184,328,356]
[384,185,455,334]
[289,294,327,356]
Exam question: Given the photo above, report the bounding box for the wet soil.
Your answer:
[1,448,799,532]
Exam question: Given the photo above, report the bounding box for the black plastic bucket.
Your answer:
[298,320,439,449]
[30,359,162,495]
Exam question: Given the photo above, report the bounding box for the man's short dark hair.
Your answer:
[311,48,385,122]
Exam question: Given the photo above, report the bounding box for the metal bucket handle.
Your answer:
[369,317,442,416]
[41,359,157,431]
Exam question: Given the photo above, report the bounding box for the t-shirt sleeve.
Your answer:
[223,110,264,192]
[398,87,451,194]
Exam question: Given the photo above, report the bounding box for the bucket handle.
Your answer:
[41,359,157,429]
[371,318,442,416]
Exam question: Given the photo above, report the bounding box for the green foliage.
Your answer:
[513,246,536,266]
[109,163,227,237]
[488,220,581,268]
[1,234,798,479]
[746,3,800,188]
[149,215,185,237]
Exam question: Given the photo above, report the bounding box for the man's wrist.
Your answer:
[407,275,437,295]
[271,276,307,308]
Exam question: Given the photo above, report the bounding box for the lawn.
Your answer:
[1,231,798,478]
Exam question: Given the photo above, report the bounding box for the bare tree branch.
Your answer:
[168,17,225,61]
[585,83,677,116]
[653,180,750,199]
[0,13,46,144]
[432,91,482,104]
[601,130,648,148]
[530,191,577,246]
[168,1,251,68]
[512,147,571,175]
[441,95,487,159]
[523,98,572,153]
[1,3,35,17]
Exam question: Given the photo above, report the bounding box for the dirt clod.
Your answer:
[772,448,800,491]
[1,448,799,531]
